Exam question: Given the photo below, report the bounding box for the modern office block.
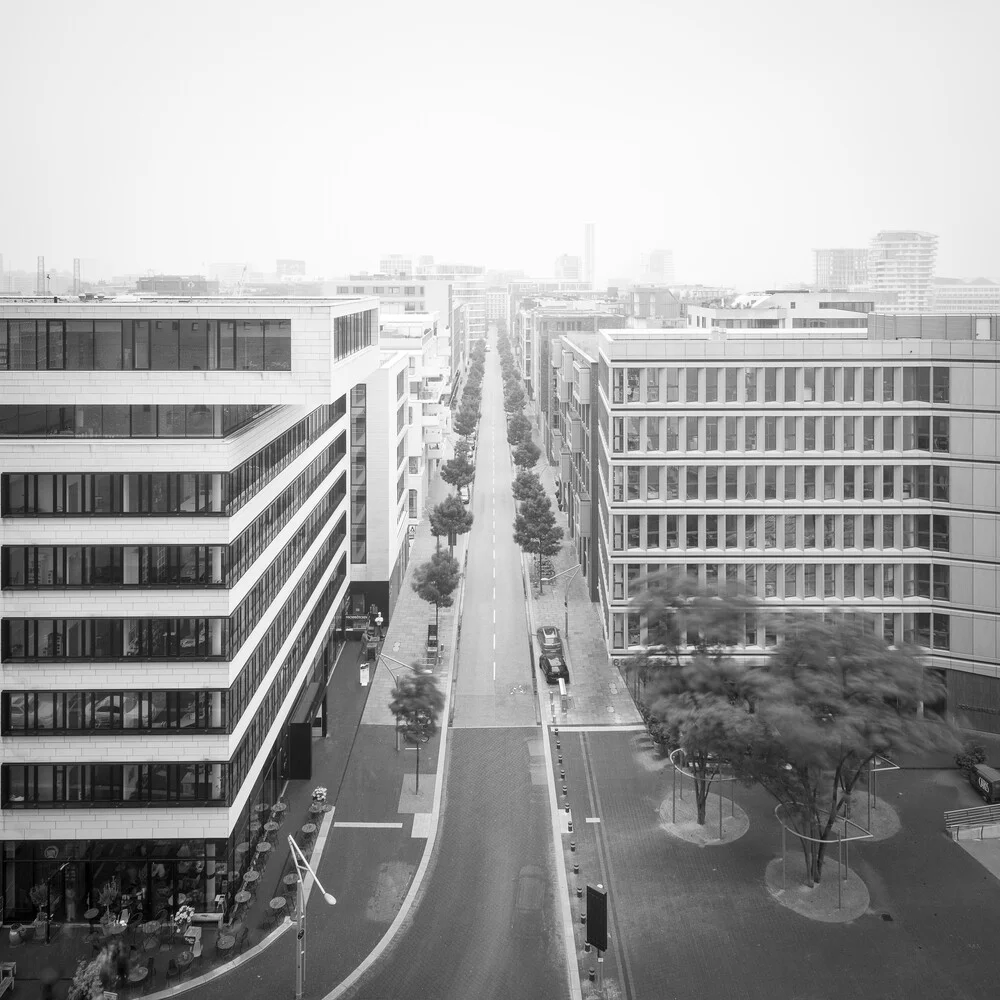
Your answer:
[0,297,380,922]
[560,317,1000,732]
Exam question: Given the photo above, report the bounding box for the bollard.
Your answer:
[554,727,559,735]
[562,784,568,797]
[558,755,563,764]
[568,820,574,833]
[556,741,561,750]
[570,841,576,852]
[589,968,595,981]
[576,885,583,898]
[565,805,570,815]
[560,770,565,780]
[573,862,579,874]
[580,911,586,924]
[584,942,591,954]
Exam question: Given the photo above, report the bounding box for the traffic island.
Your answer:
[657,791,750,846]
[764,855,870,922]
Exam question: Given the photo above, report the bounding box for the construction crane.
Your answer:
[232,264,248,297]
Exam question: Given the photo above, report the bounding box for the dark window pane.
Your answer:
[77,405,104,436]
[102,405,131,437]
[9,321,38,369]
[150,320,179,369]
[47,321,64,369]
[65,320,94,369]
[157,405,186,436]
[46,406,74,436]
[264,320,291,370]
[134,321,150,369]
[93,321,123,370]
[219,322,235,369]
[236,321,264,370]
[131,405,156,437]
[185,405,214,437]
[179,320,208,370]
[20,406,47,435]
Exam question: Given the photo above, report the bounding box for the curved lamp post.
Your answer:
[541,563,582,643]
[377,652,433,750]
[287,835,337,1000]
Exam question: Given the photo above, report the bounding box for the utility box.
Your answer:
[971,764,1000,804]
[427,624,438,654]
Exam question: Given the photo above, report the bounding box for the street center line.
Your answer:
[334,822,405,829]
[585,817,602,824]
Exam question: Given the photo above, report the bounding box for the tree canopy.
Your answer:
[440,452,475,490]
[512,469,545,506]
[411,550,462,629]
[388,672,446,744]
[512,438,541,470]
[507,412,532,447]
[513,492,563,591]
[453,406,478,439]
[504,383,527,413]
[429,494,474,554]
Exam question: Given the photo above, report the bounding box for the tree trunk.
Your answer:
[538,551,544,593]
[694,775,710,825]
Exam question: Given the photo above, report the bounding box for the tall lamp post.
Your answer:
[542,564,582,644]
[377,652,432,750]
[287,835,337,1000]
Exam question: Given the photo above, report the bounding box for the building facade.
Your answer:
[813,248,868,291]
[584,223,596,288]
[868,230,938,312]
[931,278,1000,314]
[0,297,378,922]
[590,315,1000,731]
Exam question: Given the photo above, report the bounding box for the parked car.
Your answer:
[539,654,569,684]
[459,485,471,505]
[536,625,563,656]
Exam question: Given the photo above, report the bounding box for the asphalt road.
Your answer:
[562,728,1000,1000]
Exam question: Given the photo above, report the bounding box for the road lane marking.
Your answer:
[557,724,647,732]
[585,817,602,824]
[334,822,405,829]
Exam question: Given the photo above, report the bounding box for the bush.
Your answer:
[956,741,988,774]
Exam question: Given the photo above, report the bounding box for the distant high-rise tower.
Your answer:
[640,249,675,285]
[553,254,583,281]
[868,230,938,312]
[813,248,868,290]
[36,256,45,295]
[73,258,81,294]
[583,223,596,287]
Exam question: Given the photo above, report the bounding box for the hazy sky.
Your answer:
[2,0,997,288]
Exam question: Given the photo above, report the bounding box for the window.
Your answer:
[784,564,797,597]
[804,416,816,451]
[932,416,949,452]
[824,515,836,548]
[863,514,876,547]
[803,466,816,500]
[764,467,777,500]
[804,564,817,596]
[612,515,624,550]
[665,417,680,451]
[784,515,797,547]
[863,367,876,402]
[904,367,931,402]
[647,417,660,451]
[823,368,836,402]
[933,367,950,403]
[613,369,625,403]
[843,368,857,402]
[612,418,624,452]
[646,368,660,402]
[627,516,641,548]
[843,466,856,500]
[686,467,699,501]
[665,516,679,548]
[665,368,680,401]
[745,467,757,500]
[784,466,796,500]
[765,368,777,402]
[933,565,950,601]
[705,368,719,402]
[933,515,949,551]
[725,368,738,402]
[745,515,757,547]
[863,417,876,451]
[843,417,855,451]
[933,466,949,502]
[686,417,700,451]
[843,515,856,548]
[745,368,759,402]
[613,565,624,600]
[882,367,896,402]
[627,417,642,451]
[784,368,797,402]
[824,565,836,596]
[784,417,797,451]
[726,515,738,548]
[883,516,896,548]
[863,466,875,499]
[864,565,876,596]
[666,468,679,500]
[804,367,817,401]
[883,466,895,500]
[627,368,641,401]
[764,417,777,451]
[764,515,777,549]
[706,418,719,451]
[686,368,700,402]
[705,466,719,500]
[726,467,738,499]
[745,417,758,450]
[883,565,896,598]
[647,515,660,548]
[765,565,777,597]
[883,416,895,450]
[612,614,625,649]
[627,466,641,501]
[844,564,856,597]
[904,416,931,450]
[725,416,738,450]
[647,466,660,500]
[706,515,718,547]
[824,416,836,451]
[804,514,816,547]
[408,489,418,519]
[687,515,699,548]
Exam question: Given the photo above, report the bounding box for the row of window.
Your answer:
[612,560,950,601]
[333,310,376,362]
[0,318,292,372]
[228,492,344,656]
[229,448,345,584]
[609,464,950,504]
[3,690,227,734]
[229,529,346,724]
[3,762,226,807]
[609,414,950,454]
[610,609,950,652]
[0,404,273,439]
[229,563,346,797]
[0,404,342,517]
[336,285,425,295]
[610,513,950,552]
[2,545,227,589]
[610,365,950,405]
[2,617,226,661]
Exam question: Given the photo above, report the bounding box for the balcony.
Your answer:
[572,362,591,404]
[560,448,572,482]
[570,417,585,453]
[551,340,562,368]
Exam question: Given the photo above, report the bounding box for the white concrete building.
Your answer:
[931,278,1000,313]
[584,315,1000,732]
[868,230,938,312]
[0,297,380,922]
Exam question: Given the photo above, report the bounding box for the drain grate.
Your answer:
[882,913,894,922]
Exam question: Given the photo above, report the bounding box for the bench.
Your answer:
[0,963,15,999]
[944,803,1000,840]
[190,911,224,928]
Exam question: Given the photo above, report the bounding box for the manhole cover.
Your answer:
[881,913,893,922]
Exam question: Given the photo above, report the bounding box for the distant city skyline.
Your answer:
[1,0,997,289]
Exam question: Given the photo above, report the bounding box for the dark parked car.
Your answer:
[539,654,569,684]
[536,625,563,657]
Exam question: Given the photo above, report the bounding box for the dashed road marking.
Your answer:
[585,817,602,824]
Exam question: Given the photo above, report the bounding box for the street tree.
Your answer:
[453,406,478,438]
[440,451,475,490]
[736,613,958,884]
[411,550,462,631]
[504,383,526,413]
[507,412,532,447]
[513,438,541,470]
[429,494,474,555]
[513,494,563,592]
[389,671,446,744]
[633,571,761,824]
[512,469,545,506]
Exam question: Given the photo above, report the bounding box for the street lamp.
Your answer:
[287,835,337,1000]
[378,651,433,750]
[542,563,582,643]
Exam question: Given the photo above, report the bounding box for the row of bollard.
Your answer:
[555,726,589,937]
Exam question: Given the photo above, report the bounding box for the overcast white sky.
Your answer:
[1,0,997,288]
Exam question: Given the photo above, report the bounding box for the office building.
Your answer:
[813,248,868,291]
[567,313,1000,731]
[931,278,1000,313]
[276,260,306,278]
[868,230,938,312]
[625,286,684,327]
[0,296,381,922]
[584,223,596,287]
[135,275,220,296]
[640,250,675,286]
[686,290,875,332]
[554,255,583,281]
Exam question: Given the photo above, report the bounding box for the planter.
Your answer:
[8,924,23,946]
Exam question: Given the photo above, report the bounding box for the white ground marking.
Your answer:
[556,724,647,733]
[585,817,602,824]
[334,821,405,829]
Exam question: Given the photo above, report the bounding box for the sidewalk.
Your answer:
[518,419,642,728]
